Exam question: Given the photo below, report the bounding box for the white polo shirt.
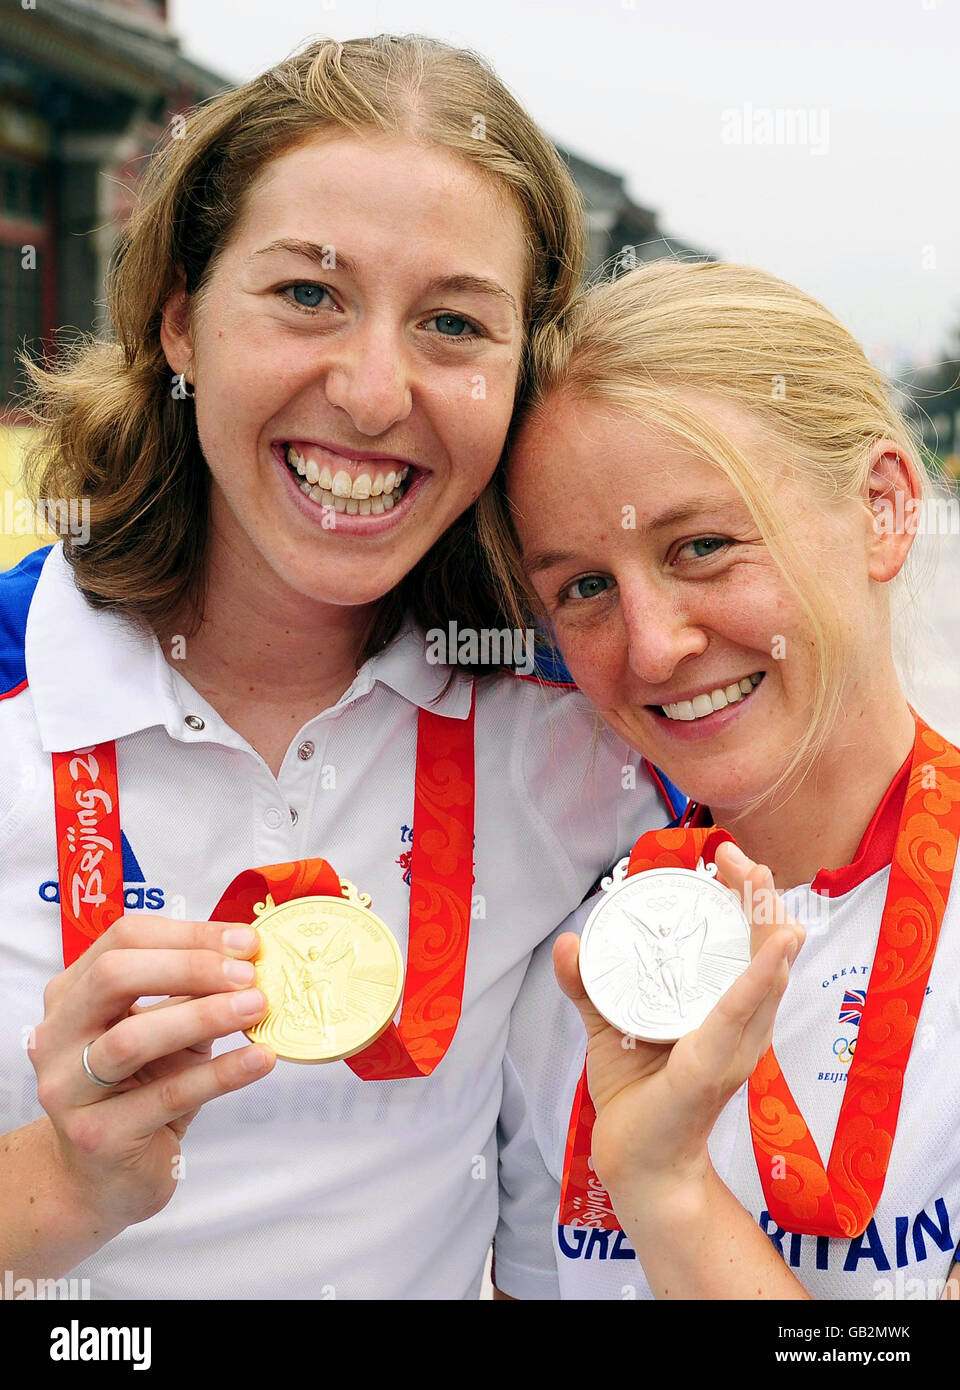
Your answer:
[497,750,960,1300]
[0,543,667,1300]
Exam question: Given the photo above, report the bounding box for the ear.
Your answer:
[864,440,923,583]
[159,269,195,382]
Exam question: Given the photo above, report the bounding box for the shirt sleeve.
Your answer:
[494,908,592,1300]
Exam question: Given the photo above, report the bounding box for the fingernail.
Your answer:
[222,927,257,952]
[721,841,750,868]
[223,958,256,983]
[786,934,802,965]
[243,1045,271,1072]
[231,988,265,1015]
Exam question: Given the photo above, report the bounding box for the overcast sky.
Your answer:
[169,0,960,374]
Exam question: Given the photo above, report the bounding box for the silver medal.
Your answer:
[579,856,751,1043]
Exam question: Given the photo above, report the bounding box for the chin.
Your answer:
[256,548,402,609]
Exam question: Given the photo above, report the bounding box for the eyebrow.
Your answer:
[250,239,519,318]
[523,495,744,575]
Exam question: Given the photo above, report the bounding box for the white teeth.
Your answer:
[661,673,764,723]
[287,446,413,515]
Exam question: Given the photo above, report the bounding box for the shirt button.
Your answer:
[297,741,315,761]
[290,807,298,824]
[184,715,205,731]
[263,807,283,830]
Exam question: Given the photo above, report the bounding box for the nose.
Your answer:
[618,575,708,687]
[322,320,413,437]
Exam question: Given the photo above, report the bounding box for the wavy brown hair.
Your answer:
[18,34,585,665]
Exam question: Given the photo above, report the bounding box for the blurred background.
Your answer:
[1,0,958,741]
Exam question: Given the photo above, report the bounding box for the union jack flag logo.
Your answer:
[838,989,867,1027]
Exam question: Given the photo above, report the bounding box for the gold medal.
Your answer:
[243,881,404,1062]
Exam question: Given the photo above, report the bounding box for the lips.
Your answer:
[274,439,425,518]
[271,440,429,535]
[655,671,765,722]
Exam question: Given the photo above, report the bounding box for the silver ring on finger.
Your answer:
[81,1041,118,1089]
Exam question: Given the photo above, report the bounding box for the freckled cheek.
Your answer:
[557,631,626,706]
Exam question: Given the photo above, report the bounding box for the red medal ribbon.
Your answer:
[559,715,960,1239]
[52,744,124,966]
[52,694,476,1080]
[750,717,960,1236]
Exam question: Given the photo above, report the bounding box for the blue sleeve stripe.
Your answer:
[0,545,52,696]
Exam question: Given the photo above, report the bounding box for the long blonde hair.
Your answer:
[480,259,938,796]
[19,34,585,664]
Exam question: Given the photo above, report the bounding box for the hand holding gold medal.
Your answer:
[243,880,404,1063]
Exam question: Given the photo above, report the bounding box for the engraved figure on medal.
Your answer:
[272,924,357,1043]
[579,860,751,1043]
[623,897,708,1020]
[245,885,404,1062]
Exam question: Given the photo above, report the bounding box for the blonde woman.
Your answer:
[491,261,960,1299]
[0,37,668,1299]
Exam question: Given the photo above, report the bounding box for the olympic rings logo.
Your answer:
[832,1035,857,1064]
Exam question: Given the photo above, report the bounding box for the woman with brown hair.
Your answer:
[0,36,668,1299]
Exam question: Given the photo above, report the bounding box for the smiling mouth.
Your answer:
[282,442,417,515]
[652,671,765,722]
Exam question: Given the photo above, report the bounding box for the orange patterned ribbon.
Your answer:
[52,744,124,967]
[52,691,476,1080]
[559,717,960,1239]
[749,718,960,1236]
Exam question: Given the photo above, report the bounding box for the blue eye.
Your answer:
[564,574,614,602]
[676,536,731,561]
[426,313,478,339]
[281,283,331,310]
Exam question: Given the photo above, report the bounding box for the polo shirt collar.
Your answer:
[26,545,179,752]
[366,619,475,719]
[26,546,474,753]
